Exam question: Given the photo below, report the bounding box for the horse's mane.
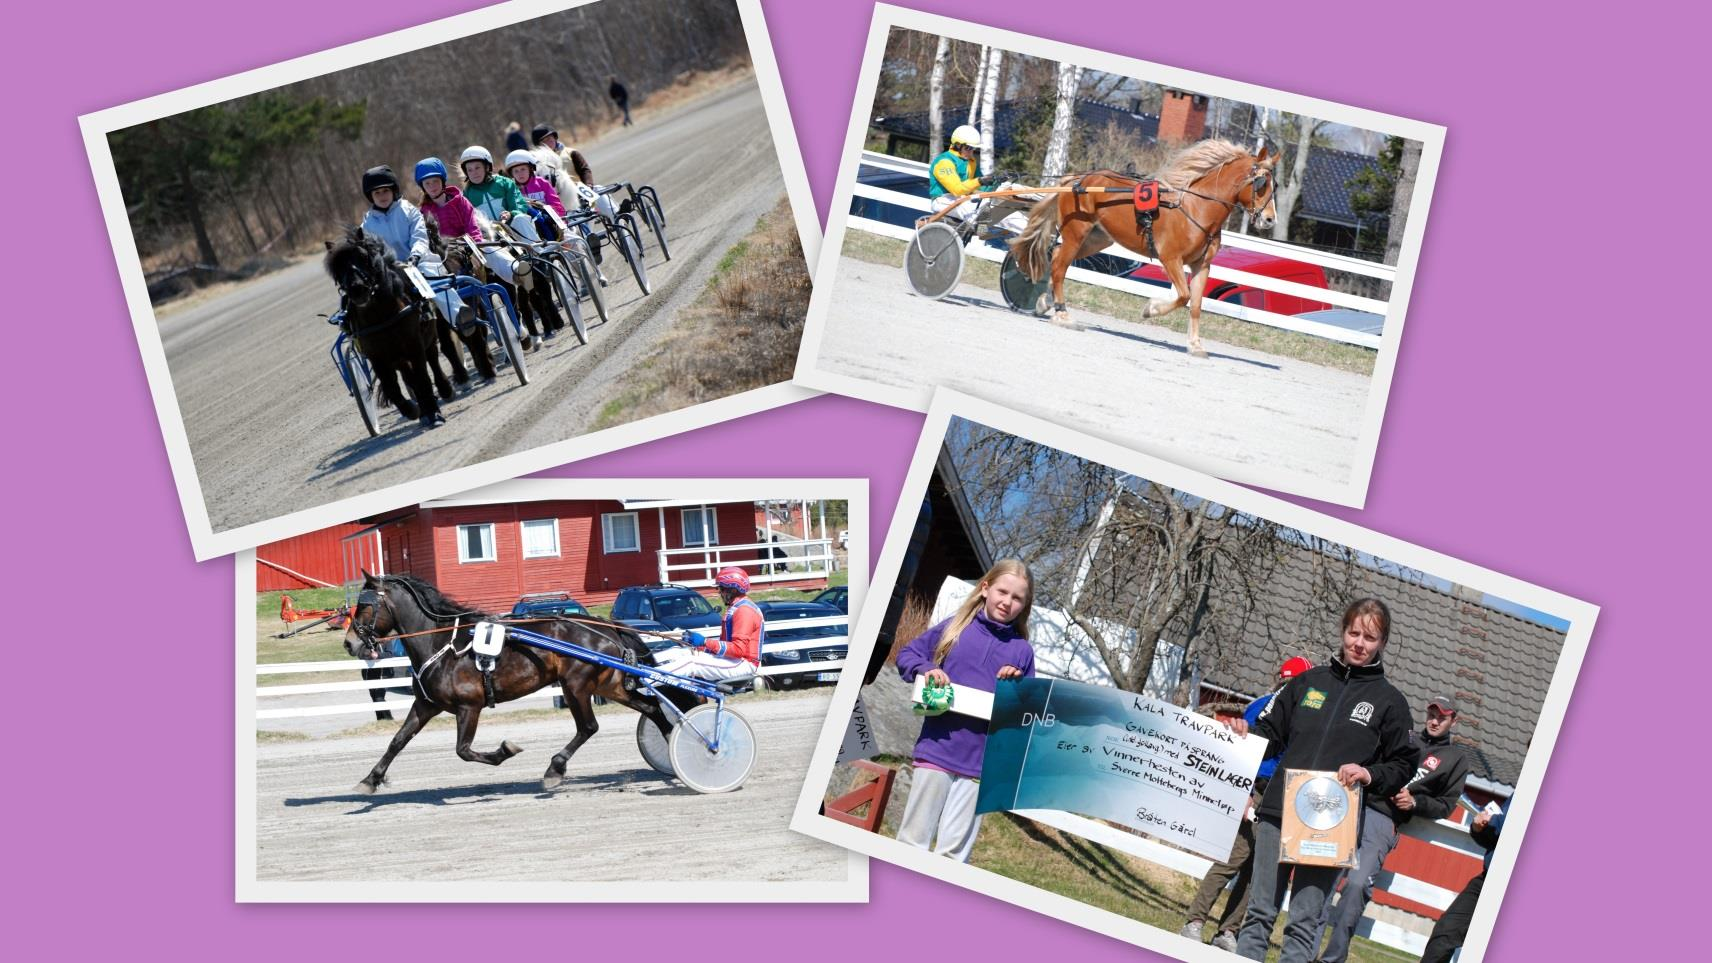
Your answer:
[381,573,490,619]
[1157,139,1250,188]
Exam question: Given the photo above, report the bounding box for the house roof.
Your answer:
[1298,146,1385,228]
[1073,494,1563,792]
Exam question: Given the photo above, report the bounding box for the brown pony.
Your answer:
[1010,140,1279,357]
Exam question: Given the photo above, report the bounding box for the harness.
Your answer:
[1069,161,1275,263]
[336,257,425,338]
[721,597,766,664]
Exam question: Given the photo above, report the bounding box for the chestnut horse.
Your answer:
[343,573,697,794]
[1010,140,1279,357]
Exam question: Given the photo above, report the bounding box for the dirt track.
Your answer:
[255,692,849,882]
[159,78,790,535]
[811,257,1372,490]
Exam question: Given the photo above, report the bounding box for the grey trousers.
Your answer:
[896,766,983,862]
[1236,817,1340,963]
[1314,810,1400,962]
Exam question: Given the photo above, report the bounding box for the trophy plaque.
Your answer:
[1278,769,1361,868]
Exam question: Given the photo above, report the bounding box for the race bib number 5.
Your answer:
[1133,181,1159,213]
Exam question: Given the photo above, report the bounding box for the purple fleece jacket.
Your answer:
[896,610,1036,778]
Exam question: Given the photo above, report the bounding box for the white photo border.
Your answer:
[83,0,822,561]
[791,2,1448,509]
[790,388,1596,963]
[238,476,867,902]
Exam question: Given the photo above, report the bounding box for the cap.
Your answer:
[1427,695,1458,714]
[1278,656,1312,679]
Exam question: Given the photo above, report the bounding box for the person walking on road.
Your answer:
[609,76,632,126]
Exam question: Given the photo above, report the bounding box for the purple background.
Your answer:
[17,0,1697,957]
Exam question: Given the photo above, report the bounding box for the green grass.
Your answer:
[839,230,1376,376]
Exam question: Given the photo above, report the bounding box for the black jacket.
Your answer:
[1378,728,1472,826]
[1250,656,1415,820]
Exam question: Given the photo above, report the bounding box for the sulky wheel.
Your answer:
[1000,248,1054,318]
[904,221,966,300]
[344,341,382,438]
[488,290,530,386]
[668,704,756,794]
[542,257,588,345]
[636,714,675,776]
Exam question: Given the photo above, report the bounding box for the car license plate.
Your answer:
[816,671,841,682]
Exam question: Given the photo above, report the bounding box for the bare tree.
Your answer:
[928,36,949,158]
[1272,114,1324,241]
[977,48,1003,176]
[948,422,1358,701]
[1384,139,1421,267]
[967,46,990,126]
[1041,61,1082,179]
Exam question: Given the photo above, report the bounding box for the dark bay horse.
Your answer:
[343,573,696,793]
[1011,140,1279,357]
[323,227,451,428]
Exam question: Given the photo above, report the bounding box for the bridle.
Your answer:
[333,245,423,335]
[351,578,479,655]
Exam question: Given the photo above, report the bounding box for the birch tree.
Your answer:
[928,36,949,158]
[1041,61,1083,179]
[977,48,1003,175]
[1384,139,1421,266]
[967,46,990,126]
[1272,114,1324,241]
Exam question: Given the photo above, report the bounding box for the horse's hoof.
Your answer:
[398,400,420,420]
[501,740,523,757]
[419,413,445,429]
[1190,346,1209,359]
[521,336,535,351]
[541,771,564,790]
[353,780,377,795]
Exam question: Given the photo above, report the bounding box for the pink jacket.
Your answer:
[421,186,484,242]
[515,174,567,218]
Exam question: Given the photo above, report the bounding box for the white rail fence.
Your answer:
[656,539,837,586]
[848,151,1389,350]
[256,616,849,720]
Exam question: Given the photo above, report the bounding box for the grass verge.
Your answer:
[839,230,1375,376]
[592,195,810,429]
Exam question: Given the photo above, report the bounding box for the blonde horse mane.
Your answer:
[1156,139,1250,189]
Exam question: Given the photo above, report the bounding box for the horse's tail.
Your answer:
[1010,194,1063,282]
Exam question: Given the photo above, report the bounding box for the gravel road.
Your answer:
[255,691,850,883]
[159,78,791,535]
[812,257,1372,489]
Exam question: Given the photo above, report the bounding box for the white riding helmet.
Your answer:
[503,149,536,173]
[950,124,982,149]
[458,145,493,168]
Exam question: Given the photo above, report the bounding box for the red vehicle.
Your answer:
[1130,247,1330,316]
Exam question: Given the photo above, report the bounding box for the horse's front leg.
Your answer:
[374,359,419,421]
[355,697,442,794]
[543,682,602,790]
[434,317,470,388]
[453,704,522,766]
[399,357,445,429]
[1186,258,1214,358]
[1143,254,1192,321]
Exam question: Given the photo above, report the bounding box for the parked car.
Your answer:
[757,600,848,689]
[810,585,849,613]
[610,584,722,633]
[1129,246,1332,316]
[508,591,590,619]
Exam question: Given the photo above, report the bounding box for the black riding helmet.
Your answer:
[361,165,400,199]
[531,124,556,146]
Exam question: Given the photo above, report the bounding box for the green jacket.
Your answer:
[928,150,980,199]
[463,174,529,223]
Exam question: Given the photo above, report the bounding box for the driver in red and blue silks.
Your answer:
[661,567,762,683]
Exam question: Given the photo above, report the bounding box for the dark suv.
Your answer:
[610,584,723,634]
[509,592,590,618]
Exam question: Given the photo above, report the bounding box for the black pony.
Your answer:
[343,573,697,793]
[323,227,452,429]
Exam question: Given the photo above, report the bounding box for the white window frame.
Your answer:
[681,506,719,547]
[520,518,560,559]
[456,523,496,563]
[602,512,640,554]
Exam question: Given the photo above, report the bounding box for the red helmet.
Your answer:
[714,567,750,593]
[1279,656,1313,679]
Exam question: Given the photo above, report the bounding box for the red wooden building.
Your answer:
[261,496,837,611]
[256,523,369,591]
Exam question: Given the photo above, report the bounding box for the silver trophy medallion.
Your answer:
[1293,775,1350,831]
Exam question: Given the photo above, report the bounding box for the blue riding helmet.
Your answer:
[413,157,450,186]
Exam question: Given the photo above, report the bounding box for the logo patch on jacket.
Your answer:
[1350,701,1375,726]
[1424,755,1441,770]
[1301,688,1327,710]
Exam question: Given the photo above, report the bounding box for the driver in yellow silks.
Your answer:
[928,125,1026,234]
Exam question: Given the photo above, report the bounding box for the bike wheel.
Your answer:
[1000,248,1054,317]
[573,250,610,325]
[616,215,650,294]
[344,341,381,438]
[636,713,675,776]
[640,194,670,261]
[544,257,587,345]
[487,290,530,386]
[668,703,756,794]
[905,221,966,300]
